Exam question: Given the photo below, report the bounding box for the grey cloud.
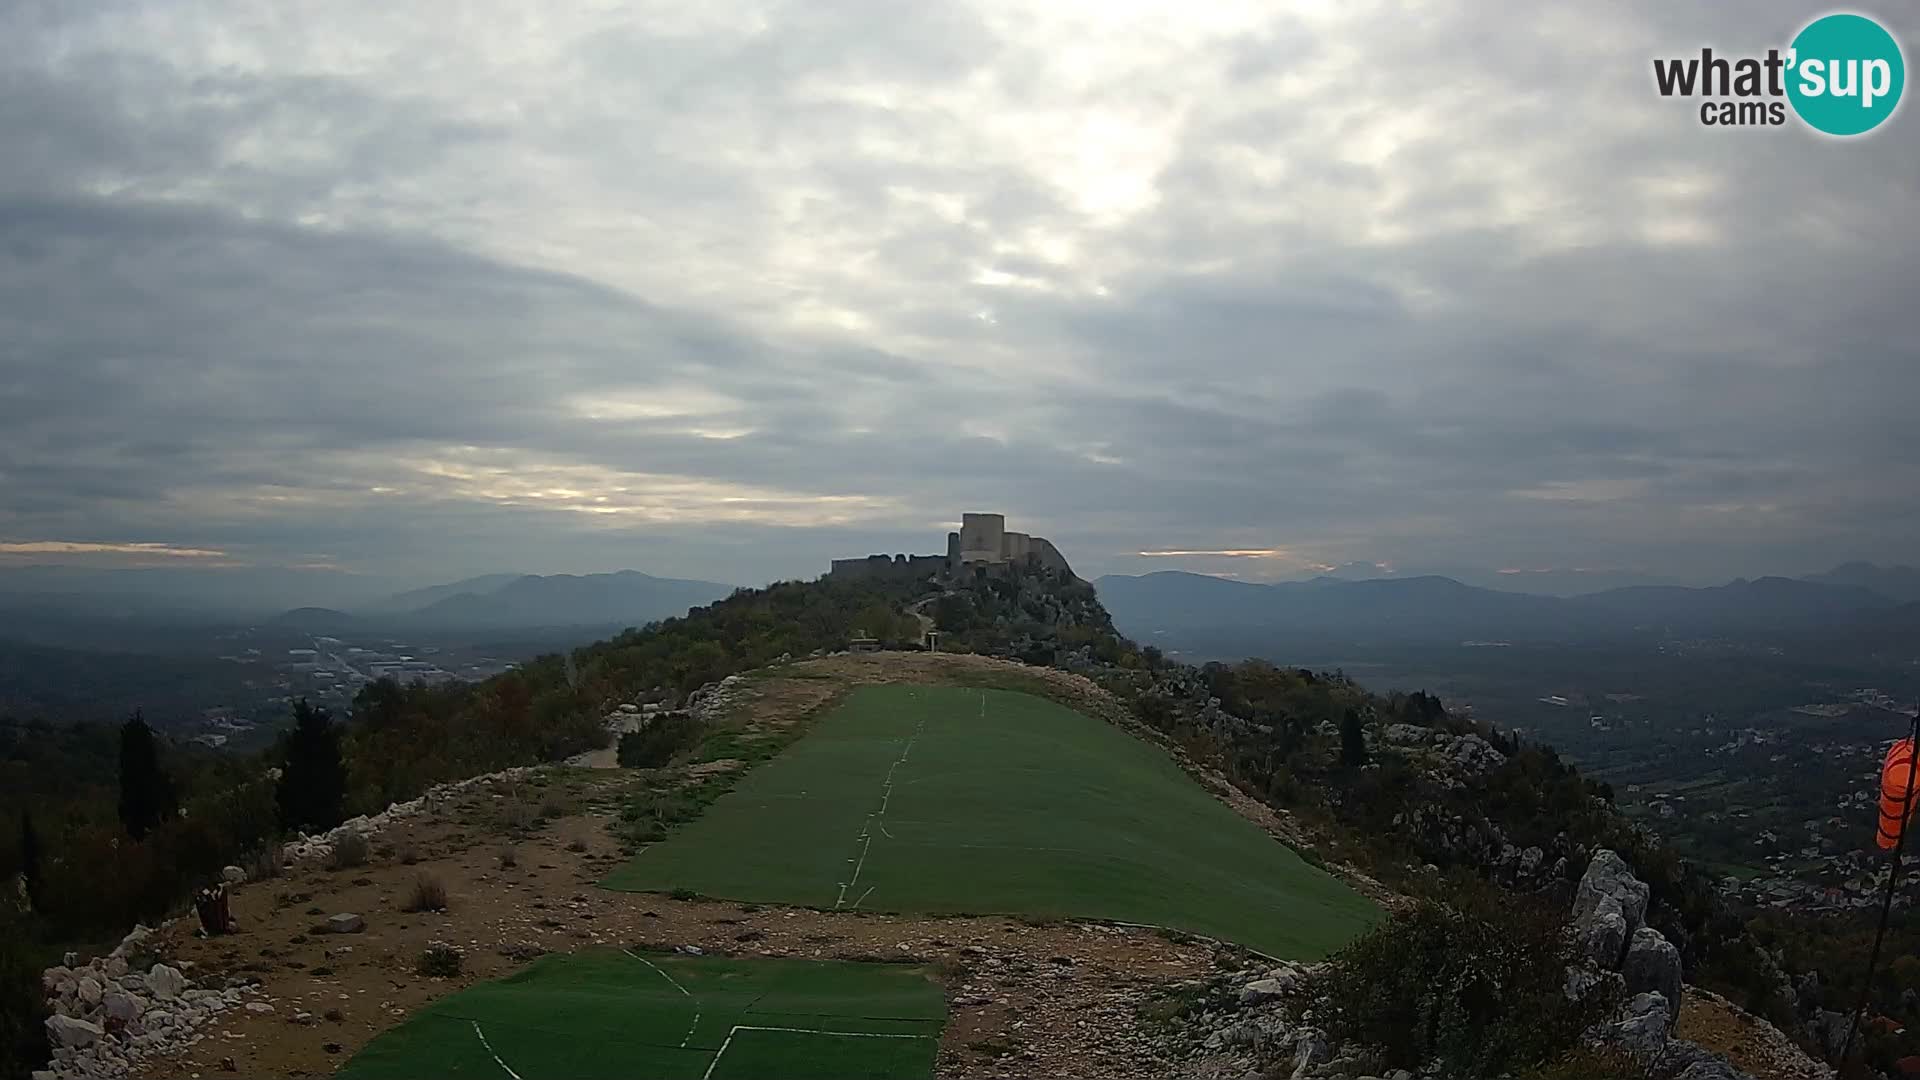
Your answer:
[0,0,1916,590]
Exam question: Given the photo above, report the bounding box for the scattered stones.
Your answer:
[34,921,266,1079]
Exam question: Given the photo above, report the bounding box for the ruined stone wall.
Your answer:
[827,553,947,582]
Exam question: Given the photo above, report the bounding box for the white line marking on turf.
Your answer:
[471,1021,524,1080]
[624,949,701,1048]
[701,1025,931,1080]
[834,714,926,909]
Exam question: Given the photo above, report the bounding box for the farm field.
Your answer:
[336,949,946,1080]
[604,684,1378,959]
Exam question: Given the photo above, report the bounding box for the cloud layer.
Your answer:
[2,0,1916,588]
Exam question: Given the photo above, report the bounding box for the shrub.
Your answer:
[327,832,369,871]
[248,843,284,881]
[415,942,463,978]
[618,715,703,769]
[1308,884,1613,1077]
[538,795,568,819]
[396,844,419,866]
[498,846,517,870]
[499,800,533,834]
[0,907,50,1080]
[1518,1046,1642,1080]
[402,875,448,913]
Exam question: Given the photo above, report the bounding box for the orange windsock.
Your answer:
[1878,737,1917,851]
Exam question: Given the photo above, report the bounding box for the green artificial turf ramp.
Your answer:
[604,684,1378,959]
[335,949,945,1080]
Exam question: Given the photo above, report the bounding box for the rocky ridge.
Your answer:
[1160,850,1828,1080]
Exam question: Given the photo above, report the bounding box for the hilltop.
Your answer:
[4,539,1880,1079]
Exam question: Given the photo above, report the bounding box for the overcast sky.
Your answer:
[2,0,1916,594]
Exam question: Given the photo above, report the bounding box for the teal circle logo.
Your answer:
[1787,13,1905,136]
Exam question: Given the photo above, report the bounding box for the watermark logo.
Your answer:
[1652,11,1905,136]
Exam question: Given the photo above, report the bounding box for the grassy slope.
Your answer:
[337,949,945,1080]
[605,685,1379,960]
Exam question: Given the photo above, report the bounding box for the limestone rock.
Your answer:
[1448,734,1507,775]
[1573,849,1648,942]
[1239,977,1295,1005]
[46,1014,104,1048]
[144,963,186,1001]
[222,865,247,885]
[1599,991,1671,1059]
[1581,905,1629,969]
[102,991,144,1024]
[1621,927,1682,1008]
[1289,1030,1330,1079]
[327,912,365,934]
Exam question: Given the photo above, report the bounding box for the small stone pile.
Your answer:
[35,923,264,1080]
[685,673,752,722]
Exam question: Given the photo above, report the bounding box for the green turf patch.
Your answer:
[335,949,945,1080]
[603,685,1379,959]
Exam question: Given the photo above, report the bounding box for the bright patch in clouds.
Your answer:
[0,541,228,559]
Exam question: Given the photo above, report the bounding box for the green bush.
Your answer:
[1309,884,1614,1078]
[618,715,703,769]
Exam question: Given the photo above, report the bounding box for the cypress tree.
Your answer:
[117,710,177,840]
[18,811,38,902]
[1340,708,1370,768]
[276,700,347,834]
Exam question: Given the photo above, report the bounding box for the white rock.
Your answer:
[78,976,103,1006]
[244,1002,275,1014]
[144,964,186,1001]
[327,913,365,934]
[46,1014,104,1048]
[221,865,247,885]
[102,992,144,1024]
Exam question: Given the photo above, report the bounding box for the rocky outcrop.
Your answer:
[1622,926,1683,1010]
[1570,850,1759,1080]
[1573,849,1650,938]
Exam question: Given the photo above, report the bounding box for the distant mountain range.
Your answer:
[385,570,734,629]
[1094,563,1919,650]
[274,570,737,631]
[1800,561,1920,604]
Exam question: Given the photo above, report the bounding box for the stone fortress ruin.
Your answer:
[827,512,1076,583]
